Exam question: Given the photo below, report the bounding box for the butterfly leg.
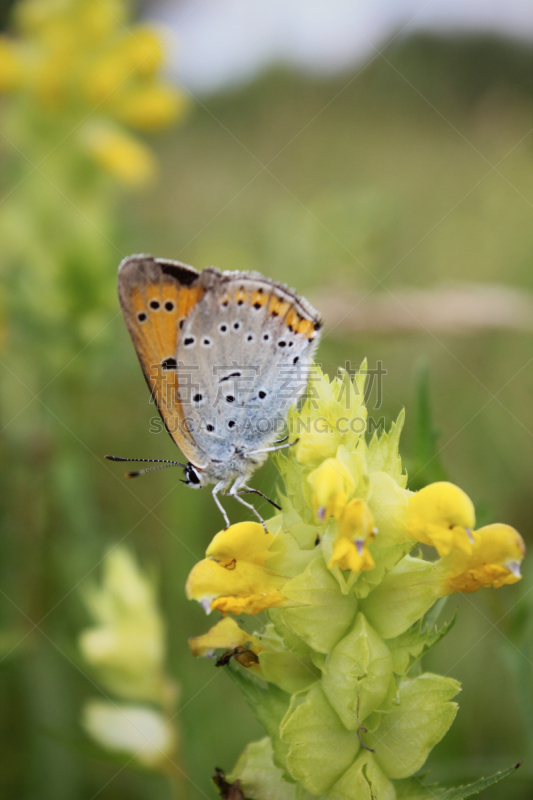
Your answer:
[228,479,268,532]
[236,487,281,511]
[246,438,299,456]
[212,480,231,529]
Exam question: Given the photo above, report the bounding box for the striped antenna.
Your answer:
[105,454,186,478]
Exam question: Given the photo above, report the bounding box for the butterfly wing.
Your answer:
[175,270,321,462]
[117,254,209,466]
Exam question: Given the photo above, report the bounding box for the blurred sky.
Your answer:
[152,0,533,93]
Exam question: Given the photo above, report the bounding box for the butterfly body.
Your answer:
[114,255,322,526]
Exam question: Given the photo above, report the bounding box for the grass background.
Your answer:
[1,30,533,800]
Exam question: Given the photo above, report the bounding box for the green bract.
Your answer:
[187,363,525,799]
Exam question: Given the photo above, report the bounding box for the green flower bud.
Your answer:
[322,613,394,729]
[280,684,360,794]
[359,556,437,639]
[364,673,460,778]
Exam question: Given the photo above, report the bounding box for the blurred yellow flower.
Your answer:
[82,123,157,186]
[0,35,23,91]
[0,0,186,185]
[79,546,171,704]
[113,84,186,131]
[438,523,525,595]
[407,481,476,556]
[82,699,176,768]
[328,499,377,573]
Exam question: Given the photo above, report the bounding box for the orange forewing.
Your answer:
[118,256,207,465]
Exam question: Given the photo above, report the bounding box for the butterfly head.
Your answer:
[181,462,204,488]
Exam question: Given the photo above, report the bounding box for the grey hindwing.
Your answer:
[175,271,321,463]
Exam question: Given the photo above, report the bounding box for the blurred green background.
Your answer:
[1,0,532,797]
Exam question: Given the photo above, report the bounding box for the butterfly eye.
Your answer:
[246,334,254,342]
[206,423,215,432]
[262,333,270,341]
[293,356,299,364]
[185,464,201,485]
[225,395,235,403]
[201,338,212,348]
[184,336,196,347]
[233,321,241,331]
[193,393,203,403]
[278,340,287,348]
[164,301,175,312]
[137,312,147,322]
[150,300,160,310]
[218,323,228,334]
[227,420,236,429]
[162,357,177,370]
[258,390,267,400]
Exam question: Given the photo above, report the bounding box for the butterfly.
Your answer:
[106,255,322,528]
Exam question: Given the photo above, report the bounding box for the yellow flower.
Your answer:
[406,481,476,556]
[188,617,262,659]
[328,499,377,573]
[189,618,263,671]
[185,523,288,615]
[308,457,356,522]
[81,123,157,186]
[438,523,526,595]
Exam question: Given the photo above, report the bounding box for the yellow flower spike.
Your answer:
[188,617,262,659]
[407,481,476,556]
[81,123,157,186]
[328,499,377,573]
[307,458,356,523]
[185,523,289,616]
[438,523,526,596]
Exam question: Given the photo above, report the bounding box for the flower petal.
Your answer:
[407,481,476,556]
[438,523,526,595]
[188,617,261,658]
[186,522,288,615]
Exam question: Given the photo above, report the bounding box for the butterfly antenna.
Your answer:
[126,462,184,478]
[105,455,185,478]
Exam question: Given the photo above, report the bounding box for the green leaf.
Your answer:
[322,613,394,729]
[409,364,448,492]
[387,611,457,676]
[281,557,358,654]
[230,738,299,800]
[226,663,292,777]
[365,673,460,779]
[434,763,522,799]
[394,762,521,799]
[367,409,407,488]
[359,556,438,639]
[280,684,360,795]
